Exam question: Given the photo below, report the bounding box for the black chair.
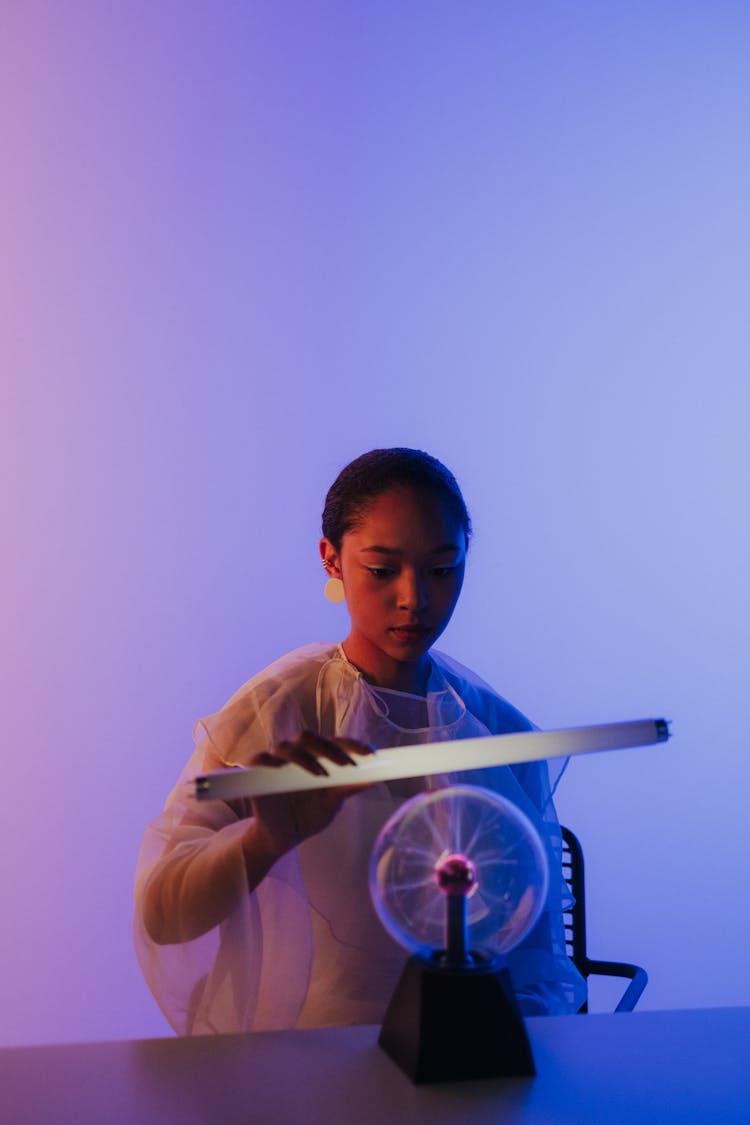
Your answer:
[561,826,648,1013]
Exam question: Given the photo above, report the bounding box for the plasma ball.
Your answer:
[434,853,477,897]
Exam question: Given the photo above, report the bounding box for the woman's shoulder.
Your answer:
[431,649,534,734]
[193,643,346,761]
[222,642,343,707]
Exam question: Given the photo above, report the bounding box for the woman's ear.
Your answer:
[319,538,342,577]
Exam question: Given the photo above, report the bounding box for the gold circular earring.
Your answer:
[322,560,346,604]
[324,577,346,603]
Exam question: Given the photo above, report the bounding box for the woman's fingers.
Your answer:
[295,731,359,766]
[250,751,295,770]
[269,742,330,777]
[334,736,376,757]
[250,733,375,779]
[292,732,374,767]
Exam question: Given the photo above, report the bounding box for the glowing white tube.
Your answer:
[193,717,669,802]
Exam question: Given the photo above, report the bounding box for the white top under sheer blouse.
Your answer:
[133,643,586,1035]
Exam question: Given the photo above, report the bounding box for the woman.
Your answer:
[134,448,585,1033]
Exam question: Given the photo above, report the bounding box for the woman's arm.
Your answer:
[141,816,252,945]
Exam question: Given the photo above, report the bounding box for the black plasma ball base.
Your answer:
[378,953,536,1084]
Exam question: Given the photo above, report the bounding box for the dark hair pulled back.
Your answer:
[322,448,471,551]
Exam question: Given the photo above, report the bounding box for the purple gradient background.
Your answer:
[1,3,748,1046]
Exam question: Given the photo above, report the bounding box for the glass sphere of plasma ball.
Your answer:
[369,785,550,960]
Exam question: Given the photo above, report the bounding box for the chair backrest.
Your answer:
[561,825,589,976]
[560,825,648,1013]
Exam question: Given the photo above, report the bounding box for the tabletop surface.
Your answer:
[1,1006,749,1125]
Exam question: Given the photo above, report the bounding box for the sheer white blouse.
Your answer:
[133,643,586,1034]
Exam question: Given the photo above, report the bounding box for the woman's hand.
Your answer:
[241,732,374,882]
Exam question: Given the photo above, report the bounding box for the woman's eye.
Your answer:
[430,566,456,578]
[367,567,394,579]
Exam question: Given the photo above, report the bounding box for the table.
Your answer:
[1,1007,748,1124]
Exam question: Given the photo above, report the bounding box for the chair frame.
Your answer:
[561,826,648,1013]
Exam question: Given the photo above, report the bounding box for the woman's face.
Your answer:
[320,486,466,693]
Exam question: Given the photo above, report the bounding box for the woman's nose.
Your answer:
[397,571,428,611]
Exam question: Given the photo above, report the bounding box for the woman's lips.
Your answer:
[389,625,432,643]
